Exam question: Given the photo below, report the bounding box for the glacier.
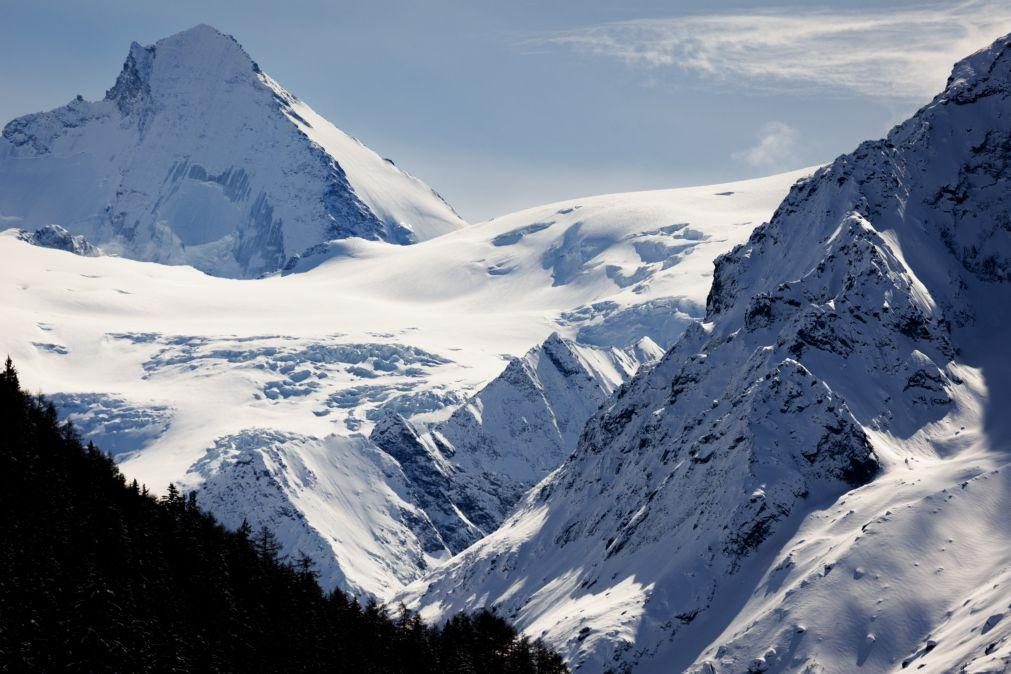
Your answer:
[0,159,805,599]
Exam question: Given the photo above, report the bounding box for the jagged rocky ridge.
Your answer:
[370,334,662,555]
[425,333,660,530]
[179,334,656,597]
[401,35,1011,673]
[0,25,465,278]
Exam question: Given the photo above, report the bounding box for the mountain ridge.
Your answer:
[400,32,1011,673]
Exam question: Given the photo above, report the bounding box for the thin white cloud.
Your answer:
[733,121,800,168]
[526,2,1011,98]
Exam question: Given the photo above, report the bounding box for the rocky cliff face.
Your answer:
[401,35,1011,674]
[0,25,465,278]
[370,334,659,556]
[18,224,101,257]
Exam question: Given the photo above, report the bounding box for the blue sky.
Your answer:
[2,0,1011,220]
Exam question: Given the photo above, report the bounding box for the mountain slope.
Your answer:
[400,35,1011,673]
[425,334,656,528]
[0,25,464,278]
[371,333,659,554]
[0,169,807,600]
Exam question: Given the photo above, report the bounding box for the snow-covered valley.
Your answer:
[6,19,1011,674]
[0,161,806,596]
[0,24,811,600]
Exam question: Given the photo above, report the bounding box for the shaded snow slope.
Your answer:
[0,25,464,278]
[430,333,646,523]
[401,35,1011,673]
[1,169,806,599]
[370,333,656,555]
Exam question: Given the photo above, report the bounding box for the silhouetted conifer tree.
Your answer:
[0,356,568,673]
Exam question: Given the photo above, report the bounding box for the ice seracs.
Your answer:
[0,24,465,278]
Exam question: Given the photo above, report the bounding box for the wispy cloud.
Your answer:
[733,121,800,168]
[525,2,1011,98]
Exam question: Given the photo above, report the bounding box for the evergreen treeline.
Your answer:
[0,358,567,673]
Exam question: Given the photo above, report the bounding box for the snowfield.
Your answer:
[0,168,808,599]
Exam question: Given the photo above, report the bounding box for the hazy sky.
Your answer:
[3,0,1011,220]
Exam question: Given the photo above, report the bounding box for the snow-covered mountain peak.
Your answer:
[705,35,1011,333]
[942,31,1011,103]
[105,25,257,115]
[0,25,466,278]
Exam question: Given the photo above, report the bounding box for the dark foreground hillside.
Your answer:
[0,358,566,673]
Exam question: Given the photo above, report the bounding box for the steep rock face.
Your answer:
[430,333,649,529]
[369,412,481,556]
[0,25,464,278]
[402,35,1011,673]
[370,334,658,555]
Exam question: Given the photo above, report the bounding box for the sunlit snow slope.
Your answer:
[0,25,465,278]
[401,35,1011,674]
[1,169,808,599]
